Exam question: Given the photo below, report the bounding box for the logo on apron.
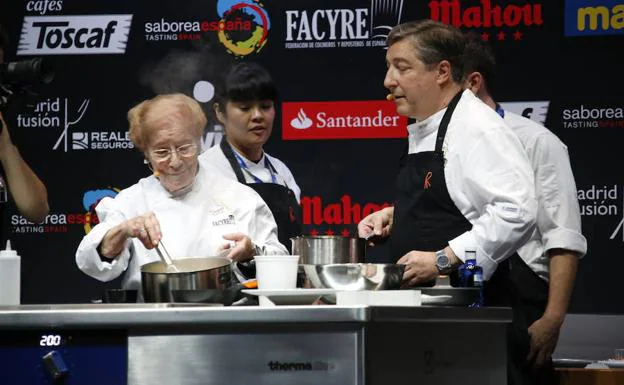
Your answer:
[424,171,433,189]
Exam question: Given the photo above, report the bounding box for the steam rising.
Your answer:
[138,41,233,132]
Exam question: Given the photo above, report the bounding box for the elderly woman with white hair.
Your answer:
[76,93,287,296]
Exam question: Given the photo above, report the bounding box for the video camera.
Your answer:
[0,58,54,108]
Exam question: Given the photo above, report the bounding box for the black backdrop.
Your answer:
[1,0,622,313]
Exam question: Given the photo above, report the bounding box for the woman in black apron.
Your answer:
[199,62,302,253]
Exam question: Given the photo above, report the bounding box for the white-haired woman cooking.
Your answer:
[76,93,287,297]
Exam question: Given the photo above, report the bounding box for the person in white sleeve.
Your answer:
[357,20,538,385]
[75,93,287,297]
[199,62,302,252]
[463,33,587,382]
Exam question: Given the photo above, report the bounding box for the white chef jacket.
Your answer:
[407,90,537,279]
[75,164,287,292]
[504,111,587,282]
[199,142,302,203]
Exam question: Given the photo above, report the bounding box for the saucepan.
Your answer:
[141,254,234,303]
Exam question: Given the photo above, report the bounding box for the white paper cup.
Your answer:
[254,255,299,290]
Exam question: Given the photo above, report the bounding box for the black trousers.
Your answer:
[484,255,559,385]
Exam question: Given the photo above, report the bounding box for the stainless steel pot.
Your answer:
[141,257,233,303]
[291,235,364,264]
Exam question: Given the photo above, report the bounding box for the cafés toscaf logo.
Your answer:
[18,14,132,55]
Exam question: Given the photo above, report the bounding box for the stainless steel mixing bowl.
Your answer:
[302,263,405,291]
[291,236,364,264]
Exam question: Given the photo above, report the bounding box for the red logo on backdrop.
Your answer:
[301,195,392,226]
[282,100,407,140]
[429,0,544,41]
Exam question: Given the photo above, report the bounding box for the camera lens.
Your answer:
[0,58,54,85]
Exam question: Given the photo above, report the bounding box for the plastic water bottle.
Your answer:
[458,247,477,287]
[462,247,484,308]
[0,240,21,305]
[471,265,484,308]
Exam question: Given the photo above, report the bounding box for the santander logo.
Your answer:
[291,108,313,129]
[282,100,407,140]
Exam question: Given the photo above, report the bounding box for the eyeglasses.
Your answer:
[149,143,198,162]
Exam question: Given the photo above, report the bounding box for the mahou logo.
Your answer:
[18,15,132,55]
[429,0,544,41]
[282,100,407,140]
[301,195,392,226]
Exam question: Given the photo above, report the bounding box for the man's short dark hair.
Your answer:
[387,19,466,83]
[463,32,498,96]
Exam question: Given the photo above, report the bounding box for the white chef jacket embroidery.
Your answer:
[504,111,587,282]
[199,142,302,203]
[407,90,537,279]
[75,164,287,292]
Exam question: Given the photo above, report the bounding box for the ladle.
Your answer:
[155,240,178,273]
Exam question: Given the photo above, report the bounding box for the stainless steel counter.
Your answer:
[0,305,512,385]
[0,303,511,327]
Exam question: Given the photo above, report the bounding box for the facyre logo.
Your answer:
[18,15,132,55]
[499,101,549,125]
[429,0,544,41]
[284,0,404,49]
[564,0,624,37]
[14,97,134,152]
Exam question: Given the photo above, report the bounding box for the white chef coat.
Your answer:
[199,142,302,203]
[407,90,537,279]
[503,111,587,282]
[75,164,287,292]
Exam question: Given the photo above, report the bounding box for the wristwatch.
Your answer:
[435,249,452,274]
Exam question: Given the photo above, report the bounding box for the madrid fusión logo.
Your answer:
[14,97,134,152]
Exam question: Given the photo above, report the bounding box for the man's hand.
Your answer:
[397,250,438,287]
[357,206,394,245]
[526,314,563,369]
[219,232,254,262]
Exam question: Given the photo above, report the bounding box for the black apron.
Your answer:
[387,91,554,385]
[220,139,302,253]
